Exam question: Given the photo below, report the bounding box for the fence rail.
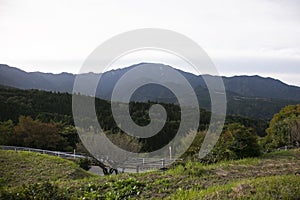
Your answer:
[0,145,86,159]
[0,145,176,173]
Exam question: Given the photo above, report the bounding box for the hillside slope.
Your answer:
[1,149,300,199]
[0,150,92,188]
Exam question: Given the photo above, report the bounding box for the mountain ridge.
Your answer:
[1,63,299,101]
[1,63,300,120]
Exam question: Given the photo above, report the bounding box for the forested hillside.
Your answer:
[0,86,268,152]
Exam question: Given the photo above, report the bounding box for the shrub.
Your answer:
[75,158,91,171]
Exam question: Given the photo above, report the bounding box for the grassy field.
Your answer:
[1,149,300,199]
[0,150,93,188]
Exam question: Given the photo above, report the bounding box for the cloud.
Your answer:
[0,0,299,85]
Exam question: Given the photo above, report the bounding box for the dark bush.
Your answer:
[75,158,91,170]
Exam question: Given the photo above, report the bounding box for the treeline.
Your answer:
[0,87,268,133]
[0,116,79,152]
[0,88,73,124]
[185,104,300,163]
[0,86,279,160]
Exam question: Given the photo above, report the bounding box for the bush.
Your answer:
[228,123,261,158]
[75,158,91,171]
[186,123,261,164]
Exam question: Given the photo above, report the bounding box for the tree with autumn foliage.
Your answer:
[13,116,68,151]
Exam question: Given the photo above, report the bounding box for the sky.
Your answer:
[0,0,300,86]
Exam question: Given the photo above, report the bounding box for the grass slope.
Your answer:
[1,149,300,199]
[0,150,93,188]
[169,175,300,199]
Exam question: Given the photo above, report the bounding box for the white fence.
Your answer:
[0,145,177,173]
[0,145,86,159]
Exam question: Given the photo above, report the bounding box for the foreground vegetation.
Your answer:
[0,150,93,188]
[1,149,300,199]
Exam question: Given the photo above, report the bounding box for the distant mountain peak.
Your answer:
[1,63,300,102]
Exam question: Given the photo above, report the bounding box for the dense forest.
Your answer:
[0,85,299,163]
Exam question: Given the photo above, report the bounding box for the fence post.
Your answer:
[73,149,76,159]
[136,165,139,173]
[161,159,165,168]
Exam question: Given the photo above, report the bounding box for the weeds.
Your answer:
[1,149,300,199]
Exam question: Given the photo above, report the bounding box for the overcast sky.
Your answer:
[0,0,300,86]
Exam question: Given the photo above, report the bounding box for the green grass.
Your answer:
[1,149,300,199]
[0,150,93,188]
[168,175,300,200]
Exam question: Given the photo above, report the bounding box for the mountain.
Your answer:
[224,75,300,100]
[1,63,299,119]
[0,64,74,92]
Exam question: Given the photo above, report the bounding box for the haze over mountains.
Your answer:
[1,63,299,120]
